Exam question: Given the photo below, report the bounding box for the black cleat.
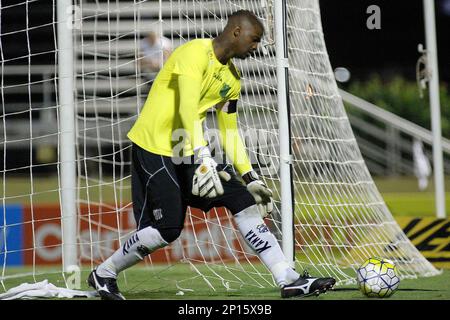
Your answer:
[87,269,125,300]
[281,271,336,298]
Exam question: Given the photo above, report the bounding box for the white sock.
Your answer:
[233,205,299,287]
[96,226,168,278]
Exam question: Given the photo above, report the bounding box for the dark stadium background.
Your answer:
[1,0,449,173]
[320,0,450,84]
[1,0,449,82]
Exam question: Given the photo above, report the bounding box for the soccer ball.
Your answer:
[356,257,400,298]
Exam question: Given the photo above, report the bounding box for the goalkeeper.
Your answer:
[88,10,335,300]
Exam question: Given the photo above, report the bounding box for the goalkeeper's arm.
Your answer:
[178,75,226,198]
[177,74,206,150]
[216,102,273,216]
[216,101,252,176]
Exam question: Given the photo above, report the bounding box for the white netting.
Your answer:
[0,0,439,293]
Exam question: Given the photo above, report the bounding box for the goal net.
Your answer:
[0,0,439,294]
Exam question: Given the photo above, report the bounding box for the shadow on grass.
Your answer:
[398,288,440,292]
[333,288,439,292]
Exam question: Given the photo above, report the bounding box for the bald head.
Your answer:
[215,10,264,61]
[224,10,265,34]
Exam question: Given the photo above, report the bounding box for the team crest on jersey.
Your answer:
[220,83,231,98]
[153,208,163,221]
[256,224,269,233]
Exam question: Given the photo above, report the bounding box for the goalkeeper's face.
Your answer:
[233,24,263,60]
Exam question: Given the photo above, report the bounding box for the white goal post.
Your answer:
[0,0,440,293]
[57,0,78,273]
[274,0,295,267]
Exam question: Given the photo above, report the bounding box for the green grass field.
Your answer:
[1,176,450,300]
[2,265,449,300]
[107,268,450,300]
[373,176,450,217]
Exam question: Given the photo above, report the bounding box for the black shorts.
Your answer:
[131,143,256,231]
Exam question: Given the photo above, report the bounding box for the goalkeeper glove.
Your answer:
[192,147,230,198]
[242,171,274,218]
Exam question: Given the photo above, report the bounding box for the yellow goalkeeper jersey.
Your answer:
[128,38,242,158]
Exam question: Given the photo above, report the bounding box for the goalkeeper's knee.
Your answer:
[158,227,183,243]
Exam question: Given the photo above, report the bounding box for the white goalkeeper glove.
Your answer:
[192,147,230,198]
[242,171,274,218]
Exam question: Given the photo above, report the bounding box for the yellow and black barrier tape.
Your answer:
[396,217,450,268]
